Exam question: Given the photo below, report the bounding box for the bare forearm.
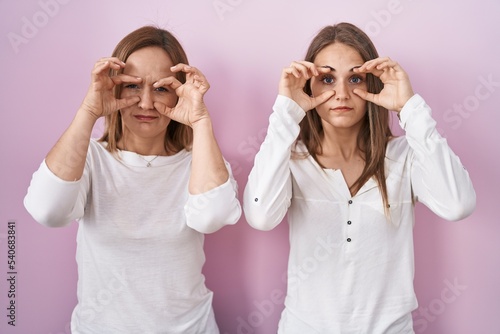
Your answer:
[45,108,98,181]
[189,118,228,194]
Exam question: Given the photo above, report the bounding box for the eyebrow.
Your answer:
[320,65,362,72]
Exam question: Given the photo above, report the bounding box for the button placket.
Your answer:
[346,199,353,244]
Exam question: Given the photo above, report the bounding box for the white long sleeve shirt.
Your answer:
[243,95,476,334]
[24,140,241,334]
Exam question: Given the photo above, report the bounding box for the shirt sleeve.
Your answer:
[23,160,90,227]
[184,160,242,234]
[243,95,306,231]
[400,94,476,221]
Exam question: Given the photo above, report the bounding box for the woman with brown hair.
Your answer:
[243,22,475,333]
[24,26,241,333]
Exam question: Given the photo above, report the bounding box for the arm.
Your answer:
[243,96,305,231]
[187,114,241,233]
[401,95,476,220]
[154,64,241,232]
[354,57,475,220]
[154,64,228,193]
[24,160,89,227]
[24,58,141,226]
[46,58,141,181]
[185,160,241,234]
[244,61,335,231]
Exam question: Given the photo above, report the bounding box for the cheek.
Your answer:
[310,80,328,96]
[354,94,367,112]
[120,88,137,99]
[158,93,178,108]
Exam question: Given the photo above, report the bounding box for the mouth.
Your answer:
[134,115,158,121]
[332,106,353,112]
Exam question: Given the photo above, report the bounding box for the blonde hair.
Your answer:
[297,22,393,210]
[99,26,192,153]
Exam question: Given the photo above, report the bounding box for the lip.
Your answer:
[134,115,158,121]
[332,106,353,112]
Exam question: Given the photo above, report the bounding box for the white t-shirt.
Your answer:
[243,95,476,333]
[25,141,241,334]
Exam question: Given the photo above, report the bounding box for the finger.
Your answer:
[291,62,310,78]
[358,57,390,71]
[193,74,210,93]
[291,61,318,78]
[153,101,173,116]
[94,58,125,72]
[98,57,125,65]
[354,62,384,78]
[171,64,209,86]
[154,76,183,91]
[294,61,318,76]
[92,61,112,76]
[311,90,336,109]
[110,74,142,86]
[317,66,333,74]
[356,57,400,75]
[353,88,377,104]
[171,63,195,74]
[371,59,398,72]
[115,96,140,110]
[287,67,302,79]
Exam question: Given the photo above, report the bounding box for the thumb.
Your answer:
[154,101,173,116]
[353,88,377,104]
[116,96,140,110]
[311,90,336,109]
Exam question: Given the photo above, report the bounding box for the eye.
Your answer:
[350,76,364,84]
[321,75,335,85]
[155,86,169,93]
[123,83,139,89]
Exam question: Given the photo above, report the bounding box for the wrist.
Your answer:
[191,115,212,131]
[75,107,101,129]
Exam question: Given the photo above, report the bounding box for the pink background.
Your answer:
[1,0,499,333]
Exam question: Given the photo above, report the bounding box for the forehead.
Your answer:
[314,43,364,68]
[123,46,174,77]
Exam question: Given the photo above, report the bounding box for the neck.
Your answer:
[320,126,362,161]
[118,136,168,156]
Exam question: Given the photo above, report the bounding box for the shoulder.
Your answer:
[89,138,108,151]
[291,140,311,160]
[385,135,411,163]
[88,139,112,158]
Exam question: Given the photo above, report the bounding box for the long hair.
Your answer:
[99,26,192,153]
[298,22,393,209]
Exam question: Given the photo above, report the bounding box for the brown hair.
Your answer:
[99,26,192,153]
[298,22,393,209]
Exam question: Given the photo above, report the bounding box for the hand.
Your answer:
[153,64,211,127]
[353,57,414,112]
[80,57,142,119]
[279,61,336,112]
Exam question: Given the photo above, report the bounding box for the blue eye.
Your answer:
[350,76,363,84]
[155,86,169,93]
[124,84,139,89]
[321,75,334,85]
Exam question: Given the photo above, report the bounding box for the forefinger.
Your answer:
[111,74,142,86]
[355,57,398,73]
[154,76,182,91]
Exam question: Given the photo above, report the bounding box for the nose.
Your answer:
[138,89,154,110]
[335,80,350,100]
